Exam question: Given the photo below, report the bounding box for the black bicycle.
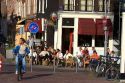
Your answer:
[96,56,106,77]
[105,57,120,80]
[17,55,24,81]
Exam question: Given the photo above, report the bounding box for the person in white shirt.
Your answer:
[27,36,34,48]
[64,50,74,67]
[89,47,96,56]
[57,49,63,59]
[13,38,30,74]
[39,48,49,60]
[56,49,64,66]
[64,50,73,60]
[28,48,38,65]
[77,47,83,58]
[76,47,83,67]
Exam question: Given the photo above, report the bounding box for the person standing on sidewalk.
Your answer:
[13,38,30,74]
[27,36,34,49]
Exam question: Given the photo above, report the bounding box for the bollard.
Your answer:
[53,57,56,73]
[75,61,78,73]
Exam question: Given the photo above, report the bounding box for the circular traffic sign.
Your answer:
[28,22,39,33]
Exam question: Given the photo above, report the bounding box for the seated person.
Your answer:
[90,51,100,69]
[28,48,38,65]
[64,50,74,67]
[64,50,73,60]
[56,49,64,66]
[76,47,83,67]
[39,48,49,60]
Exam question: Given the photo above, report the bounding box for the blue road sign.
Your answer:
[28,22,39,33]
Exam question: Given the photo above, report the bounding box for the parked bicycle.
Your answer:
[105,57,120,80]
[96,56,106,77]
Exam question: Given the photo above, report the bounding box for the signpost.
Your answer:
[51,12,58,73]
[28,22,39,72]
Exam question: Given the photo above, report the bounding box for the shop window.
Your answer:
[78,35,92,47]
[95,36,104,47]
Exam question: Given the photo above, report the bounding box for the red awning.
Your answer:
[96,19,113,36]
[78,18,96,35]
[24,21,31,32]
[24,20,42,33]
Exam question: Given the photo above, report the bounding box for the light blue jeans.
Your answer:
[15,54,26,72]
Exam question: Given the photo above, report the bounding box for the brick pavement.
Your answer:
[0,64,118,83]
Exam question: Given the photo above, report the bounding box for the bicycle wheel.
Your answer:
[105,69,111,80]
[96,64,105,77]
[111,68,119,80]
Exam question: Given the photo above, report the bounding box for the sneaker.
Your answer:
[15,71,18,74]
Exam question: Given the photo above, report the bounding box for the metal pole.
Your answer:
[75,59,78,73]
[44,19,47,42]
[104,0,107,58]
[31,46,33,72]
[30,34,35,72]
[53,57,56,73]
[56,19,58,49]
[119,1,121,50]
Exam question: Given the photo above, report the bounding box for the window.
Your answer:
[107,0,110,12]
[99,0,104,11]
[87,0,93,11]
[64,0,75,11]
[69,0,74,10]
[81,0,86,11]
[64,0,68,10]
[95,36,105,47]
[98,0,110,12]
[62,18,74,26]
[80,0,93,11]
[78,35,92,47]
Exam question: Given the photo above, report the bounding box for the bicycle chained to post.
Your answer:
[96,55,121,80]
[13,38,30,81]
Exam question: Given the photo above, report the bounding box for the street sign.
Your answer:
[28,22,39,33]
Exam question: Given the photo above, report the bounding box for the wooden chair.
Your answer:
[65,56,74,67]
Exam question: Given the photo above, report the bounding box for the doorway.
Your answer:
[62,28,74,54]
